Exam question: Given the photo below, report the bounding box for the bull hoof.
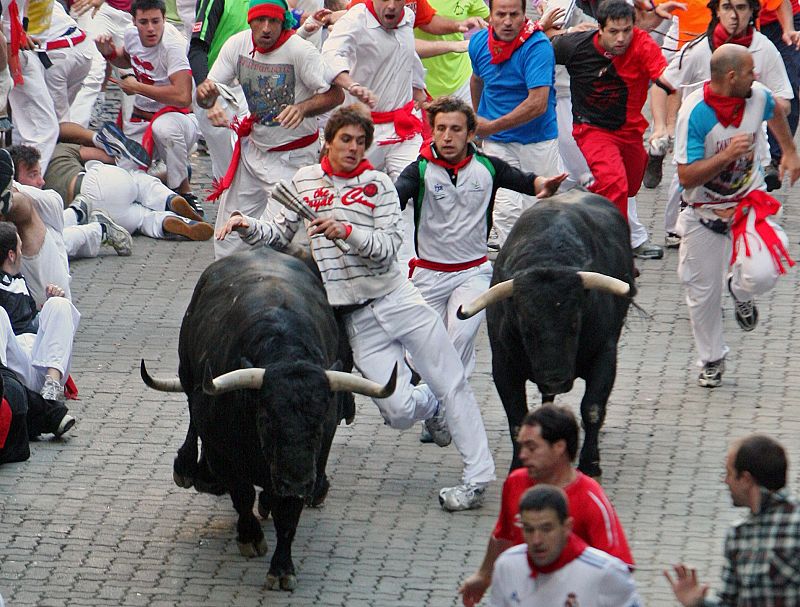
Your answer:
[173,470,194,489]
[238,537,268,558]
[266,573,297,591]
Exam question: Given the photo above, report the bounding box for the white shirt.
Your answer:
[208,30,330,149]
[321,3,425,112]
[124,22,191,113]
[490,545,641,607]
[661,32,793,101]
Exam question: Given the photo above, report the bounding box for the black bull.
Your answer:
[141,247,394,590]
[462,190,636,478]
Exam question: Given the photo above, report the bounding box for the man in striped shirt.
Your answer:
[217,105,496,511]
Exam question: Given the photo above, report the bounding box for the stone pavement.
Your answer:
[2,98,800,606]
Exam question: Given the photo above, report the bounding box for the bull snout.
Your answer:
[538,378,574,396]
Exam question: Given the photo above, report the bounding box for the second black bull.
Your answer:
[459,190,636,478]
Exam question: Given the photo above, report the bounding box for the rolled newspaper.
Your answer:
[273,181,351,253]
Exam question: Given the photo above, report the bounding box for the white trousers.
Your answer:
[44,43,93,123]
[676,206,787,366]
[0,297,80,392]
[664,170,682,234]
[9,52,59,172]
[411,261,492,378]
[192,83,248,180]
[483,138,563,246]
[80,160,173,238]
[213,137,319,259]
[345,280,495,485]
[123,112,200,189]
[70,3,132,127]
[628,196,649,249]
[63,223,103,259]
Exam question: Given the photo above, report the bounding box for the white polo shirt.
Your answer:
[490,544,641,607]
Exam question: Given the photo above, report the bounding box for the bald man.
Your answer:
[674,44,800,388]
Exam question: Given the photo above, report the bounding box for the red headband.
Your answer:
[248,3,286,23]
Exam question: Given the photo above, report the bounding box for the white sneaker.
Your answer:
[41,376,65,402]
[424,404,451,447]
[439,482,487,512]
[54,414,75,437]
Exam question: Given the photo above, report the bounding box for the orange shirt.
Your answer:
[655,0,711,48]
[761,0,799,25]
[346,0,437,26]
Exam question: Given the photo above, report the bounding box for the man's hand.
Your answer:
[779,149,800,185]
[206,100,229,127]
[109,75,138,96]
[72,0,104,17]
[276,104,305,129]
[655,0,688,19]
[534,173,569,198]
[722,134,753,163]
[413,87,429,111]
[196,79,220,109]
[475,116,494,138]
[348,83,377,108]
[45,284,65,299]
[782,29,800,49]
[539,6,565,32]
[302,8,331,34]
[95,34,117,59]
[458,572,491,607]
[664,564,708,607]
[457,16,488,32]
[216,213,250,240]
[308,217,347,241]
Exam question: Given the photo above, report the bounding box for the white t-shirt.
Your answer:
[662,32,793,101]
[490,544,641,607]
[124,22,191,113]
[322,3,425,112]
[674,81,775,206]
[208,30,329,149]
[13,182,72,307]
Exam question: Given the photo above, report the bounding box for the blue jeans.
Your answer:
[761,14,800,161]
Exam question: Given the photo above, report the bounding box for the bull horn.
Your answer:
[325,363,397,398]
[456,279,514,320]
[203,365,265,395]
[577,271,630,297]
[141,359,184,392]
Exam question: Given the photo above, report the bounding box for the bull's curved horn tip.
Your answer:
[455,305,469,320]
[380,363,399,398]
[140,359,151,385]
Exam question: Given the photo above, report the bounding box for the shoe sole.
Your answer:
[168,196,204,222]
[163,217,213,241]
[101,126,151,169]
[634,251,664,260]
[698,378,722,388]
[54,416,75,437]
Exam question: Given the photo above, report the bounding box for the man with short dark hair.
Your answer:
[218,105,496,512]
[490,485,641,606]
[552,0,669,235]
[468,0,562,248]
[96,0,200,204]
[458,405,633,606]
[666,434,800,606]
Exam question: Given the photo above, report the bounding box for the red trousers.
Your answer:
[573,124,648,221]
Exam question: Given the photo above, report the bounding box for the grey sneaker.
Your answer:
[698,359,725,388]
[633,241,664,259]
[424,404,451,447]
[439,482,487,512]
[728,277,758,331]
[54,414,75,438]
[92,209,133,256]
[41,376,66,402]
[419,423,434,444]
[69,194,92,225]
[664,232,681,248]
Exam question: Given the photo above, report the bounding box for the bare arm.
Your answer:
[649,81,671,139]
[677,133,753,189]
[470,73,483,111]
[415,38,468,58]
[95,34,133,68]
[113,69,194,107]
[419,14,486,35]
[767,102,800,184]
[475,86,549,137]
[458,536,514,607]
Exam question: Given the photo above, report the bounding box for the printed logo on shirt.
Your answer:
[434,183,443,192]
[564,593,580,606]
[406,0,418,13]
[132,55,155,85]
[304,187,335,211]
[341,186,376,209]
[192,21,203,33]
[363,183,378,197]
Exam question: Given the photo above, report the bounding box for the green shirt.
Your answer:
[194,0,250,68]
[415,0,489,97]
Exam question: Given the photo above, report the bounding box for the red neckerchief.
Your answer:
[249,29,293,56]
[527,533,588,578]
[712,23,753,49]
[0,397,11,449]
[419,139,473,175]
[8,0,27,85]
[321,156,374,178]
[488,19,541,64]
[730,189,795,273]
[703,81,746,128]
[207,114,258,201]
